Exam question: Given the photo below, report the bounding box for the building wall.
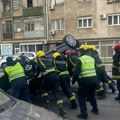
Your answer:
[48,0,120,40]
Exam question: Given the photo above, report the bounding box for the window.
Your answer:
[14,20,20,32]
[78,0,91,1]
[55,0,64,4]
[27,0,33,8]
[101,46,113,57]
[2,20,13,33]
[78,17,93,28]
[12,0,20,10]
[24,18,43,31]
[25,22,34,31]
[108,14,120,26]
[51,19,64,30]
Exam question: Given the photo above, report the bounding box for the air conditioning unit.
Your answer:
[107,0,113,3]
[50,30,56,35]
[100,14,107,19]
[49,5,55,10]
[114,0,120,2]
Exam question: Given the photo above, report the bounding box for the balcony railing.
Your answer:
[23,31,44,38]
[23,7,43,17]
[3,33,13,39]
[2,11,11,18]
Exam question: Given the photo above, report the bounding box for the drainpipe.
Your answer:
[45,0,49,49]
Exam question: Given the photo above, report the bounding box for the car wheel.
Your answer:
[63,34,80,49]
[1,63,7,69]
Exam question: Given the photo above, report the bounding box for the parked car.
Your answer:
[17,52,36,59]
[0,52,36,69]
[0,89,63,120]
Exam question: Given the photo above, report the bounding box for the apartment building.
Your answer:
[0,0,48,55]
[48,0,120,63]
[0,0,120,64]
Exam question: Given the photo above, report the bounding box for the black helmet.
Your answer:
[6,57,14,63]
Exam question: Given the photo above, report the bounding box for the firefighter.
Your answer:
[35,51,65,117]
[63,49,78,77]
[4,57,31,103]
[72,45,99,119]
[52,52,78,109]
[112,43,120,101]
[88,45,116,98]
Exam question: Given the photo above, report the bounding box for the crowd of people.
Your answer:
[3,43,120,119]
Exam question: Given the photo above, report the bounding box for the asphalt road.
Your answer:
[31,85,120,120]
[0,71,119,120]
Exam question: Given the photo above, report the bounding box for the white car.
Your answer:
[18,52,36,60]
[0,52,36,69]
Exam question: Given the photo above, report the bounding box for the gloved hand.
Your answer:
[72,79,76,85]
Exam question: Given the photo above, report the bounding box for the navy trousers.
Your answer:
[77,83,98,117]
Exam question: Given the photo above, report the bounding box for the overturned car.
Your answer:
[0,34,80,94]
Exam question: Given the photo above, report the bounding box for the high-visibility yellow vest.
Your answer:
[5,62,25,82]
[79,55,96,78]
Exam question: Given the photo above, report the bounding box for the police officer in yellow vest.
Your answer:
[35,51,65,117]
[4,57,31,103]
[52,52,78,109]
[72,45,99,119]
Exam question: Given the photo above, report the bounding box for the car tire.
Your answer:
[63,34,80,49]
[1,63,7,69]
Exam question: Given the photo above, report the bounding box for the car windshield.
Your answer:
[0,90,16,111]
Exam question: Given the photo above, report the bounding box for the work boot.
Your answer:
[108,83,116,93]
[91,109,99,115]
[77,114,88,120]
[43,96,50,108]
[70,100,78,109]
[58,104,66,117]
[59,108,66,117]
[97,90,106,100]
[114,96,120,101]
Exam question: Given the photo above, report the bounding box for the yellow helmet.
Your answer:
[89,45,96,51]
[79,45,89,51]
[52,52,61,59]
[36,51,45,58]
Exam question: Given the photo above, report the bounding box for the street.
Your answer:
[31,86,120,120]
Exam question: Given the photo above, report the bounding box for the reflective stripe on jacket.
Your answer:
[79,55,96,78]
[5,62,25,82]
[35,57,56,75]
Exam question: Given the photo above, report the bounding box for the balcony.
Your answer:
[23,7,43,17]
[2,11,11,18]
[3,33,13,39]
[23,30,44,38]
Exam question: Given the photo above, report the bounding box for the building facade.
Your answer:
[48,0,120,63]
[0,0,48,55]
[0,0,120,64]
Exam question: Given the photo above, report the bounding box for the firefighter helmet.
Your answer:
[52,52,61,59]
[65,49,72,55]
[78,45,89,51]
[88,45,97,51]
[113,43,120,51]
[36,51,45,58]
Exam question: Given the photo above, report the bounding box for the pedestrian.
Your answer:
[112,43,120,101]
[4,57,31,103]
[52,52,78,109]
[72,45,99,119]
[35,51,65,117]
